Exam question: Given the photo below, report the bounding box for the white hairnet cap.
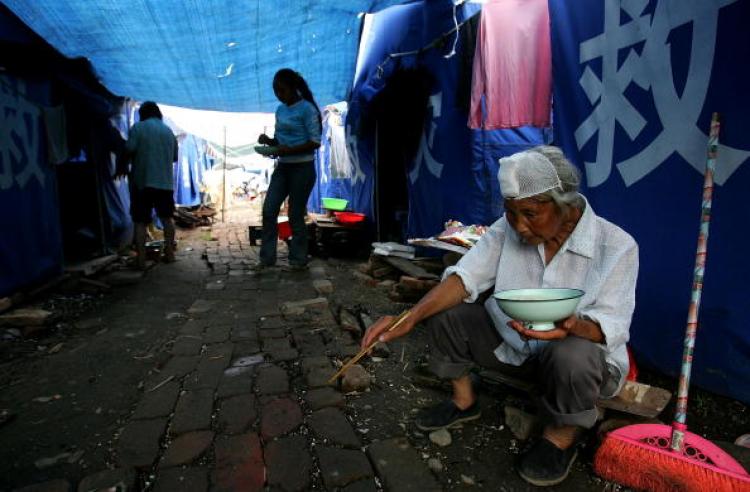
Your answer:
[498,150,562,200]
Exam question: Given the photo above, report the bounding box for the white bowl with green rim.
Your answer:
[493,288,585,331]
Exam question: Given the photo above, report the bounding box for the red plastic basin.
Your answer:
[333,211,366,225]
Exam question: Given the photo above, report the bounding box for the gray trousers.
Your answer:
[425,303,618,429]
[260,161,316,267]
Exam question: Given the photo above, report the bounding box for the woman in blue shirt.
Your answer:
[257,69,322,270]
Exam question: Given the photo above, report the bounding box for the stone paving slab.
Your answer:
[216,371,254,399]
[305,367,336,389]
[157,356,201,380]
[13,479,71,492]
[171,389,214,435]
[171,337,204,356]
[264,436,312,492]
[77,468,137,492]
[367,437,442,491]
[261,337,292,353]
[230,327,259,342]
[217,394,258,434]
[260,397,303,440]
[258,328,286,339]
[255,364,289,395]
[132,381,181,419]
[304,387,345,410]
[316,446,374,489]
[184,358,227,390]
[204,325,231,344]
[267,348,299,362]
[232,340,261,356]
[341,479,379,492]
[187,299,216,315]
[212,433,264,492]
[117,418,167,468]
[308,408,361,448]
[161,430,214,468]
[153,467,209,492]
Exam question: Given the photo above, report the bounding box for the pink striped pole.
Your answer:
[671,112,720,452]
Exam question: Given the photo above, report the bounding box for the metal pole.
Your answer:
[222,125,227,222]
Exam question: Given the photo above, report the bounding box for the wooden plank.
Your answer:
[598,381,672,418]
[382,256,438,280]
[65,255,119,276]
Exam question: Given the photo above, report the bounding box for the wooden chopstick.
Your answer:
[327,310,411,384]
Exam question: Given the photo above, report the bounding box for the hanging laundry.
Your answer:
[468,0,551,129]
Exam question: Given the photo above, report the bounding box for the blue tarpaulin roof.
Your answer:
[0,0,407,112]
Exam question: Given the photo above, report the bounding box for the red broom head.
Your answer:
[594,433,750,492]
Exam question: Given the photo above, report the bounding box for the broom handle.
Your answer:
[671,112,720,452]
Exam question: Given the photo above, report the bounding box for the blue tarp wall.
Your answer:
[333,0,547,240]
[0,74,63,297]
[550,0,750,403]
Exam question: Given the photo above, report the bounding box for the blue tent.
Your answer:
[550,0,750,402]
[338,0,548,240]
[0,0,408,112]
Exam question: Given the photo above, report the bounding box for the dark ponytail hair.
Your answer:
[274,68,321,127]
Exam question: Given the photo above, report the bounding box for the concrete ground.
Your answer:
[1,208,747,491]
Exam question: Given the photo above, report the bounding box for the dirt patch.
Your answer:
[324,256,750,489]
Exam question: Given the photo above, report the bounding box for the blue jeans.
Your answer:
[260,161,316,266]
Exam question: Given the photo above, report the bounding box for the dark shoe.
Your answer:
[281,263,308,272]
[517,438,578,487]
[414,400,481,431]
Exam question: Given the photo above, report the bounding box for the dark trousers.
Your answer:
[425,303,618,429]
[260,161,316,266]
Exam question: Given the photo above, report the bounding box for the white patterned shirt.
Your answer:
[443,196,638,395]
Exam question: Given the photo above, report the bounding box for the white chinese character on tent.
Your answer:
[575,0,748,187]
[409,92,445,184]
[0,76,43,191]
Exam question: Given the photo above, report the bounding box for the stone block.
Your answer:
[308,408,360,448]
[212,433,264,492]
[367,437,441,491]
[267,348,299,362]
[77,469,136,492]
[304,387,344,411]
[159,356,200,379]
[171,389,214,435]
[218,394,258,434]
[258,328,286,339]
[262,337,292,352]
[133,381,180,419]
[260,397,303,440]
[203,324,231,344]
[117,418,167,468]
[171,337,203,356]
[256,364,289,395]
[13,480,71,492]
[316,447,373,489]
[216,370,254,399]
[183,357,227,390]
[187,299,216,315]
[305,367,335,389]
[310,266,327,280]
[300,356,331,374]
[153,467,208,492]
[265,436,312,491]
[161,430,214,467]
